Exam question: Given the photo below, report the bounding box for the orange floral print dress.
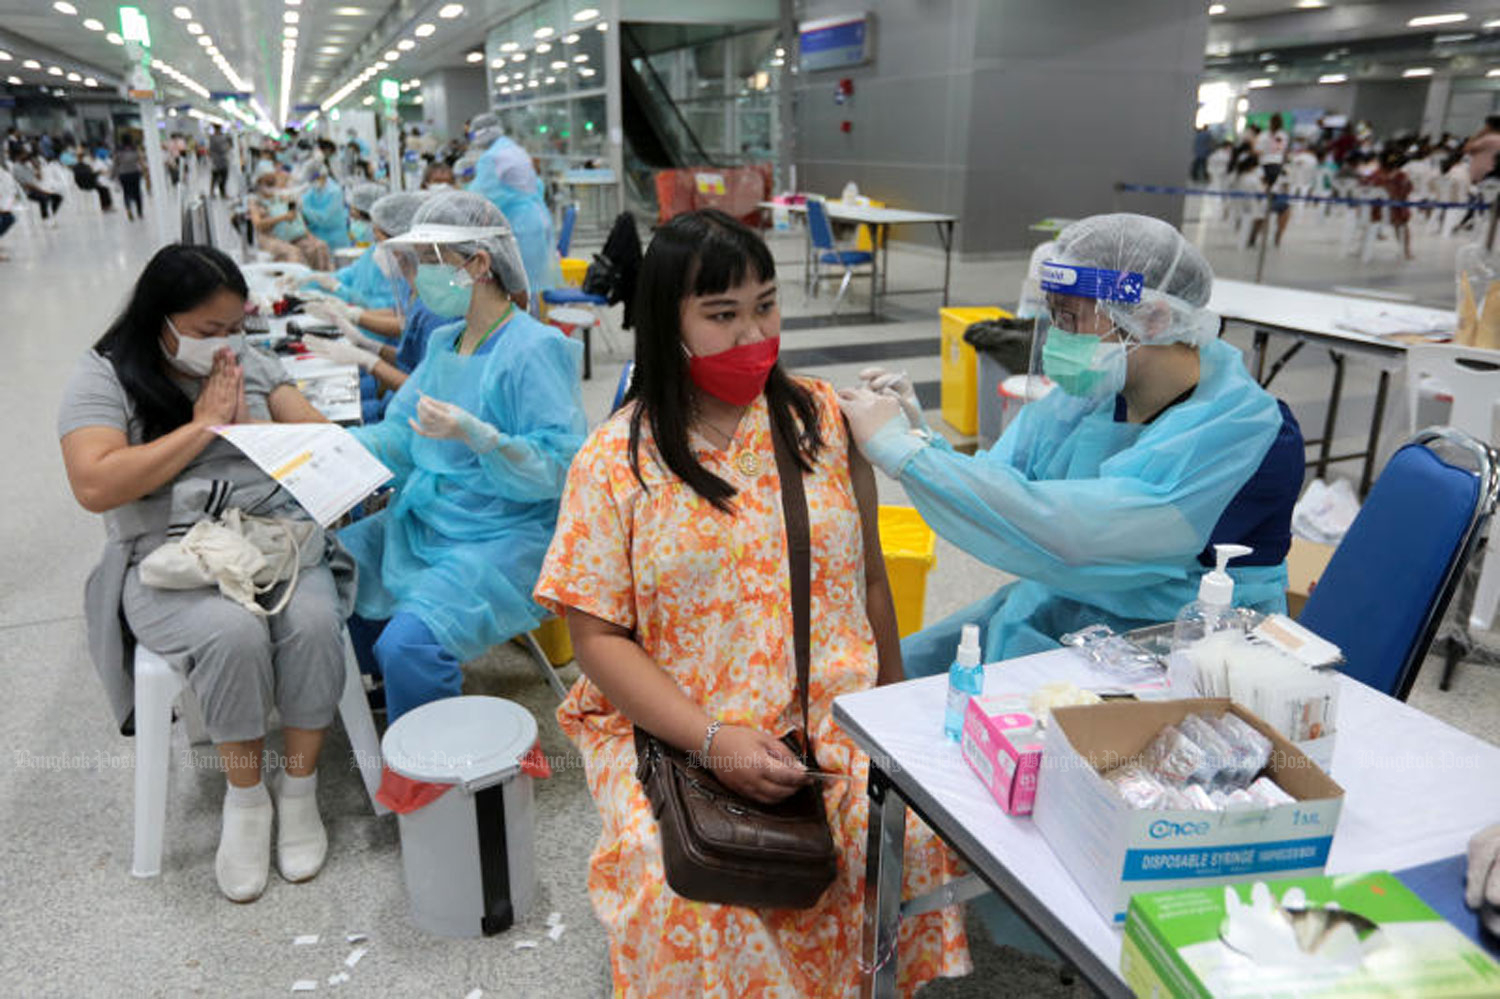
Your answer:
[535,379,970,999]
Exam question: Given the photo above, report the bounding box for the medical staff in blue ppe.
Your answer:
[465,113,561,301]
[303,191,432,419]
[340,191,587,722]
[839,213,1304,677]
[305,182,396,309]
[299,167,351,250]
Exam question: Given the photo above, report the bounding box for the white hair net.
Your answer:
[469,111,504,149]
[409,190,529,296]
[371,191,428,237]
[1047,213,1219,347]
[348,182,387,216]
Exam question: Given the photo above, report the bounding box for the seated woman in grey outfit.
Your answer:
[58,245,355,903]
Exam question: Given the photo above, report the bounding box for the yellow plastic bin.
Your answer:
[559,256,589,288]
[878,506,937,639]
[939,307,1012,435]
[530,617,574,667]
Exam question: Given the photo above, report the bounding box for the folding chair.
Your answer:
[1298,427,1499,701]
[805,197,874,315]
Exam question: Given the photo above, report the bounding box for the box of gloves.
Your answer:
[1032,698,1344,924]
[1120,871,1500,998]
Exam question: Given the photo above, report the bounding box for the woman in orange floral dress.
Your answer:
[535,210,969,998]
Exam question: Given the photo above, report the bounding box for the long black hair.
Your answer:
[94,244,248,442]
[626,209,823,514]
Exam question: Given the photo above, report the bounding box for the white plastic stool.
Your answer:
[131,632,387,879]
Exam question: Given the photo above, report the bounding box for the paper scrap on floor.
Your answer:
[213,423,392,526]
[344,947,366,969]
[293,934,319,946]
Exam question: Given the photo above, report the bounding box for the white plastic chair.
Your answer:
[131,632,387,879]
[1405,344,1500,643]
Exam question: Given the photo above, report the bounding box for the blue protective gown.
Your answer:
[467,136,561,294]
[339,311,586,663]
[300,179,351,249]
[328,244,395,310]
[891,338,1292,676]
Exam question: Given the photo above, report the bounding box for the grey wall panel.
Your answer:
[1350,81,1429,137]
[793,0,1206,255]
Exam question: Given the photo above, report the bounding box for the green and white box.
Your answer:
[1121,871,1500,998]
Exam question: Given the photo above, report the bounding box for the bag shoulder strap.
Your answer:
[769,413,812,754]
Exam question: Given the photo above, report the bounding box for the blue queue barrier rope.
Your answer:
[1116,181,1484,213]
[1116,180,1500,280]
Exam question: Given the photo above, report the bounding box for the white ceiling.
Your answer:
[0,0,529,127]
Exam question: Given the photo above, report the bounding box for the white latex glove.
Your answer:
[409,394,501,452]
[306,298,360,323]
[304,302,375,349]
[1467,823,1500,935]
[858,366,928,431]
[303,334,378,372]
[838,386,907,446]
[305,273,340,291]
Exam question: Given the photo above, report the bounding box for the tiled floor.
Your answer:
[2,183,1496,998]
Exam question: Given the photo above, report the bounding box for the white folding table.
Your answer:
[758,200,959,316]
[834,648,1500,998]
[1209,279,1456,494]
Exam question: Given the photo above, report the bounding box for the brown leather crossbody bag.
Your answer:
[632,416,839,909]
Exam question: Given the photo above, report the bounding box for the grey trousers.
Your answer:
[122,563,345,744]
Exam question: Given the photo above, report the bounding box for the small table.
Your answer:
[252,318,363,425]
[834,647,1500,999]
[1209,279,1456,495]
[758,200,959,316]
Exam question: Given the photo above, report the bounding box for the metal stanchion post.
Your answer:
[1254,189,1272,284]
[1487,191,1500,254]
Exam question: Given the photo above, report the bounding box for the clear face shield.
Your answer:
[378,223,529,324]
[1028,261,1146,404]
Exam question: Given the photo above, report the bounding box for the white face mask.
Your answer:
[164,317,237,377]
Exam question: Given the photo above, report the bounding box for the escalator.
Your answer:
[619,23,714,218]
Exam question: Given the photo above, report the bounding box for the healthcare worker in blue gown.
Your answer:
[838,212,1304,957]
[464,112,561,302]
[304,182,396,310]
[299,166,351,251]
[839,213,1305,676]
[340,190,587,722]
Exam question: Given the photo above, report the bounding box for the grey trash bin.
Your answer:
[382,695,539,937]
[965,318,1035,450]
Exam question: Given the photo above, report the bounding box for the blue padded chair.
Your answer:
[557,202,577,257]
[805,198,873,316]
[1298,427,1499,701]
[610,361,635,414]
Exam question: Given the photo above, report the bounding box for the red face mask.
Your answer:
[687,336,780,406]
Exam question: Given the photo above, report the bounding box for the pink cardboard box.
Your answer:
[961,694,1044,816]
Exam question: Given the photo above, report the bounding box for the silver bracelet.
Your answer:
[700,719,723,765]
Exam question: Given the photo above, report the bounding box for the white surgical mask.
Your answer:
[164,317,236,377]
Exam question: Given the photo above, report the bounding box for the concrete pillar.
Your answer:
[420,67,491,142]
[1421,73,1453,139]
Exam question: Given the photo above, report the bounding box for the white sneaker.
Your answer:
[216,788,272,903]
[274,775,327,883]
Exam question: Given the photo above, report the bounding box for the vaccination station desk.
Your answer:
[248,317,363,425]
[834,647,1500,999]
[1209,278,1457,496]
[757,200,959,316]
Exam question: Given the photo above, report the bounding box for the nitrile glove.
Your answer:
[837,386,929,477]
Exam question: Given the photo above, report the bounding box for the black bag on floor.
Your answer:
[963,318,1034,373]
[582,212,643,329]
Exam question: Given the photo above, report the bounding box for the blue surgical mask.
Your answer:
[350,220,374,244]
[1040,327,1128,399]
[414,263,474,318]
